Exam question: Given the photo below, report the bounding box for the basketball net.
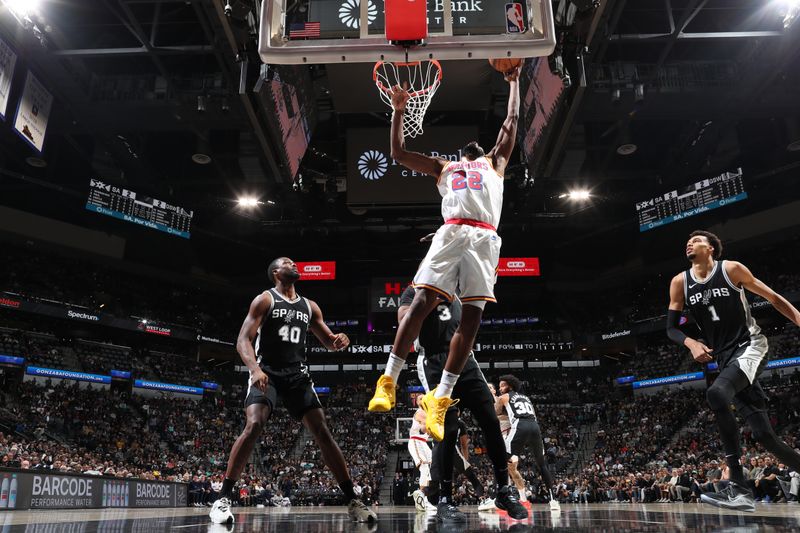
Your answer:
[373,60,442,138]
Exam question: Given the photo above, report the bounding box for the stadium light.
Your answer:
[777,0,800,28]
[4,0,40,18]
[568,190,591,201]
[237,197,259,207]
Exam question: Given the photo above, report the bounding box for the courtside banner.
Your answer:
[0,468,187,509]
[26,366,111,385]
[0,355,24,365]
[134,380,203,395]
[632,371,704,390]
[497,257,540,277]
[615,375,636,385]
[296,261,336,280]
[766,357,800,370]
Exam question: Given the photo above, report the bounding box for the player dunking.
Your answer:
[666,231,800,511]
[209,257,376,525]
[369,67,520,447]
[495,374,560,512]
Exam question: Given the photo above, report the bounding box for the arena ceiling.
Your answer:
[0,0,798,280]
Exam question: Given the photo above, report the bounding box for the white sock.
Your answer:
[383,353,405,381]
[433,370,459,398]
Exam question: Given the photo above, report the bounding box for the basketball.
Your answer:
[489,57,523,74]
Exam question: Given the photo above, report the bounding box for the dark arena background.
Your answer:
[0,0,800,531]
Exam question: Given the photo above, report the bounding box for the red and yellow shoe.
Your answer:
[368,375,396,412]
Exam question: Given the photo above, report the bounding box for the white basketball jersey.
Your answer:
[437,157,504,228]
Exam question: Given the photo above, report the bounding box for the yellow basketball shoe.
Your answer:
[419,388,458,441]
[368,375,396,412]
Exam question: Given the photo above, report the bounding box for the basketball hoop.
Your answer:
[373,60,442,138]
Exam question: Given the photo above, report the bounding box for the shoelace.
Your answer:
[217,498,230,511]
[431,397,459,427]
[379,378,394,393]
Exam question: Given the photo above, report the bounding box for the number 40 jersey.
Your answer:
[506,391,537,422]
[255,287,313,366]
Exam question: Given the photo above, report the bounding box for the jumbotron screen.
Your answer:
[86,179,193,239]
[636,168,747,232]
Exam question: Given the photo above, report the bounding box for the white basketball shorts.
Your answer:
[413,223,502,303]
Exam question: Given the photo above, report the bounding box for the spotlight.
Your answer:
[221,97,230,113]
[779,0,800,28]
[197,95,206,113]
[611,88,621,104]
[567,190,591,201]
[238,196,260,207]
[4,0,40,18]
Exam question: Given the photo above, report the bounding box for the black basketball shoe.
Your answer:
[700,482,755,512]
[495,485,529,520]
[436,501,467,523]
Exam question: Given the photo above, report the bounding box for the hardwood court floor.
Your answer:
[2,502,798,532]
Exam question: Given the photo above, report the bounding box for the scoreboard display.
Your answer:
[636,168,747,232]
[86,179,193,239]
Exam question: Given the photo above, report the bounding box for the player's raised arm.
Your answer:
[487,67,520,177]
[726,261,800,327]
[308,299,351,351]
[666,274,713,363]
[237,291,272,391]
[389,85,447,178]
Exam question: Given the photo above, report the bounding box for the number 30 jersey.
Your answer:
[255,288,313,366]
[505,391,537,422]
[437,156,504,229]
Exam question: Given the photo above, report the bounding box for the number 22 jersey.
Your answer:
[438,156,504,228]
[254,287,312,367]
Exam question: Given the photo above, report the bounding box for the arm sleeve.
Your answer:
[665,309,688,346]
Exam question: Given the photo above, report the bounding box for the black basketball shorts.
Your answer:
[716,336,769,419]
[244,363,322,420]
[506,418,545,459]
[416,351,494,412]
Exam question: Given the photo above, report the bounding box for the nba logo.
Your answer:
[505,3,526,33]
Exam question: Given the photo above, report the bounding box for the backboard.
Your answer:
[259,0,556,64]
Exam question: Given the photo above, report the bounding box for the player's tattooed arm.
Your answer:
[237,291,273,391]
[727,261,800,327]
[308,299,351,351]
[387,84,447,178]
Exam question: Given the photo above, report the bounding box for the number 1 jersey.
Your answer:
[255,288,312,366]
[683,260,760,354]
[437,156,504,228]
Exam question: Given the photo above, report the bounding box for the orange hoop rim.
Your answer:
[373,59,443,98]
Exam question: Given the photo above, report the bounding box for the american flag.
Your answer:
[289,22,321,38]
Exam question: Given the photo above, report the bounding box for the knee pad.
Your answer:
[706,384,732,412]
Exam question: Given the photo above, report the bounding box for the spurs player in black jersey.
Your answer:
[495,375,559,512]
[209,257,376,525]
[667,231,800,512]
[398,282,527,522]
